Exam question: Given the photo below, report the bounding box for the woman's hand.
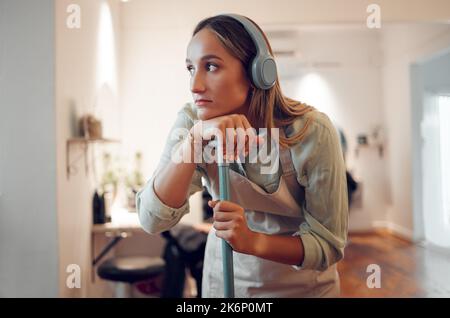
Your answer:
[190,114,263,161]
[209,199,305,266]
[209,199,261,255]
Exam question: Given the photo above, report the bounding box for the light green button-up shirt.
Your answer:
[136,102,348,271]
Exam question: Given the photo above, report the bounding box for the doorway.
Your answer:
[421,94,450,247]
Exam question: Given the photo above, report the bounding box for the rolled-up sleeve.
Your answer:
[290,112,349,271]
[136,104,203,234]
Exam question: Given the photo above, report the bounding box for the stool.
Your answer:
[97,256,165,297]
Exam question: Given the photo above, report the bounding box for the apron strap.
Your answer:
[279,127,306,205]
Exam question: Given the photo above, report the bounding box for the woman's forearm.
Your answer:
[252,232,305,266]
[153,137,197,209]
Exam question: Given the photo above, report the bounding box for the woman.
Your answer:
[136,14,348,298]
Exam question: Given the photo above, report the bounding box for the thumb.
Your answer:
[208,200,219,208]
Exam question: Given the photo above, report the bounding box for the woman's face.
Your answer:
[186,28,251,120]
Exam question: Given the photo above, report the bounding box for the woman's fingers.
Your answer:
[215,229,234,242]
[201,114,265,161]
[235,115,266,158]
[225,125,236,158]
[240,116,253,157]
[231,115,254,159]
[225,115,243,160]
[208,199,242,212]
[210,201,244,227]
[235,129,248,159]
[214,211,238,222]
[208,199,219,208]
[213,220,233,231]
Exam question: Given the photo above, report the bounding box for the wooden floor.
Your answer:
[337,231,450,297]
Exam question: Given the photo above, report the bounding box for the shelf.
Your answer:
[67,137,120,145]
[66,137,121,179]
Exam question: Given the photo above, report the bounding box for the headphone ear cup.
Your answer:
[261,56,277,88]
[251,55,277,90]
[249,58,261,89]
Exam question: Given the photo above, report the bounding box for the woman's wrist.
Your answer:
[185,129,203,162]
[249,231,305,266]
[251,231,268,257]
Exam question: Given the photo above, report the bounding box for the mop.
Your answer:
[218,136,235,298]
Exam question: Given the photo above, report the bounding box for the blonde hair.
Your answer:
[193,15,315,148]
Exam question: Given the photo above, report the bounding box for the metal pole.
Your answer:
[217,133,235,298]
[218,163,235,298]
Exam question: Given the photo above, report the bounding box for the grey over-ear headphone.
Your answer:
[223,14,278,90]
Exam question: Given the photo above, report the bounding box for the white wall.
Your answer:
[55,0,122,297]
[0,0,58,297]
[119,0,450,28]
[119,2,203,225]
[275,26,388,231]
[55,0,168,298]
[380,23,450,240]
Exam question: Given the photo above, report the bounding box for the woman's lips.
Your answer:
[195,100,212,106]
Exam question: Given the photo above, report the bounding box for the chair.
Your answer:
[97,256,165,297]
[161,225,207,298]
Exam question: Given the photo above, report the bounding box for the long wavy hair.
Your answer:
[193,15,315,148]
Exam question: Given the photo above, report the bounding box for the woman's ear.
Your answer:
[248,86,255,97]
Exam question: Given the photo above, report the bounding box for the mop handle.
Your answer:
[218,163,235,298]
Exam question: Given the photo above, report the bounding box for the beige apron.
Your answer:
[200,132,340,298]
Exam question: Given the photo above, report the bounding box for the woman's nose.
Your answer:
[190,71,206,93]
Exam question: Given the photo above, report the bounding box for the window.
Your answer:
[439,95,450,226]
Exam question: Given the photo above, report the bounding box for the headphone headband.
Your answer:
[222,14,277,90]
[224,14,270,56]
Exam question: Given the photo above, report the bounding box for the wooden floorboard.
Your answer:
[338,231,450,297]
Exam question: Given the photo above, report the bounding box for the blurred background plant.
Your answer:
[125,151,144,210]
[99,152,122,221]
[97,150,144,212]
[100,152,121,194]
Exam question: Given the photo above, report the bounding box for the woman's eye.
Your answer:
[186,66,194,75]
[206,63,218,72]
